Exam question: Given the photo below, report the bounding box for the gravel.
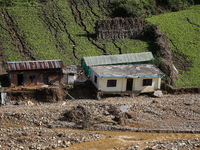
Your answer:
[0,93,200,149]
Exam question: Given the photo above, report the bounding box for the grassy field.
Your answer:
[148,5,200,87]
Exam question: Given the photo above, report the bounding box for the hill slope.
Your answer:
[148,5,200,87]
[0,0,152,66]
[0,0,199,87]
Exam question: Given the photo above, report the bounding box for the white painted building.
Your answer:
[90,64,165,95]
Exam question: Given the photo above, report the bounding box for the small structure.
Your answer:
[62,65,86,84]
[7,60,63,87]
[95,17,144,39]
[81,52,154,76]
[90,64,165,99]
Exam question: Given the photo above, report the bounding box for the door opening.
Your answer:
[126,78,133,91]
[17,74,23,85]
[43,73,49,84]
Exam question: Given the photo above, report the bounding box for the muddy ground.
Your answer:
[0,94,200,149]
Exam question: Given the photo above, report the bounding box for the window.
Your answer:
[143,79,152,86]
[94,75,97,83]
[107,80,117,87]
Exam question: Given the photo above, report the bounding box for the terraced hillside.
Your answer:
[0,0,151,66]
[148,5,200,87]
[0,0,199,87]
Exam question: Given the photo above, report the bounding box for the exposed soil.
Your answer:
[172,51,193,73]
[154,27,178,85]
[162,84,200,95]
[6,86,65,102]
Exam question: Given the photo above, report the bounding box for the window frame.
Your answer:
[107,80,117,87]
[143,79,152,86]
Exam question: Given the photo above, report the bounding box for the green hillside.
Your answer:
[148,5,200,87]
[0,0,199,87]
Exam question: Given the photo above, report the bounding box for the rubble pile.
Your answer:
[124,138,200,150]
[0,126,106,149]
[63,105,90,122]
[0,94,200,149]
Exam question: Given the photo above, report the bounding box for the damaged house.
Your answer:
[62,65,86,84]
[81,52,165,98]
[7,60,63,87]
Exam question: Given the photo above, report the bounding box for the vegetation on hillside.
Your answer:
[148,5,200,87]
[0,0,199,87]
[0,0,152,66]
[110,0,197,18]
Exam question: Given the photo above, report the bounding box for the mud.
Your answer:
[57,130,200,150]
[7,86,65,102]
[162,84,200,94]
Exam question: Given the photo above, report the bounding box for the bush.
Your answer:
[110,0,196,18]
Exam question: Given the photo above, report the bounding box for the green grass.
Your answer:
[147,5,200,87]
[0,0,167,81]
[0,0,153,66]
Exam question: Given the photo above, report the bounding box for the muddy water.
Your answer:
[57,129,200,150]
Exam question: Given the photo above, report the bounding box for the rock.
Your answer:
[52,144,57,149]
[119,105,131,112]
[27,101,34,105]
[153,90,163,98]
[57,140,62,144]
[19,145,24,149]
[125,111,136,119]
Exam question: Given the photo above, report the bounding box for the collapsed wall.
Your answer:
[96,17,144,39]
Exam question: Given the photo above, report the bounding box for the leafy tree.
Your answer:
[111,0,196,18]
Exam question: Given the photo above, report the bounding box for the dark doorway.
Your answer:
[126,78,133,91]
[43,73,49,84]
[17,74,23,85]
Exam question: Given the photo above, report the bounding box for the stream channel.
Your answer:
[56,129,200,150]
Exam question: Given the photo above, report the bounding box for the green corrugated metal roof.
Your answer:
[83,52,154,66]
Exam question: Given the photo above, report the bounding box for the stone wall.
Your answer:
[95,17,144,39]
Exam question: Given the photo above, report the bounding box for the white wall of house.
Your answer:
[91,70,99,89]
[91,70,161,92]
[98,77,126,92]
[133,77,161,93]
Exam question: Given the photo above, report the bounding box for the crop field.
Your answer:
[148,5,200,87]
[0,0,153,66]
[0,0,199,87]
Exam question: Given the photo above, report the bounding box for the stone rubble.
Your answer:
[0,94,200,149]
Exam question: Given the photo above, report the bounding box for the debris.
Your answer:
[107,106,120,115]
[153,90,163,98]
[63,105,90,122]
[1,92,7,104]
[41,85,48,88]
[27,101,34,106]
[185,102,194,105]
[119,105,131,113]
[104,110,110,115]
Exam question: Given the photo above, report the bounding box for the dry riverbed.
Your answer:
[0,94,200,149]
